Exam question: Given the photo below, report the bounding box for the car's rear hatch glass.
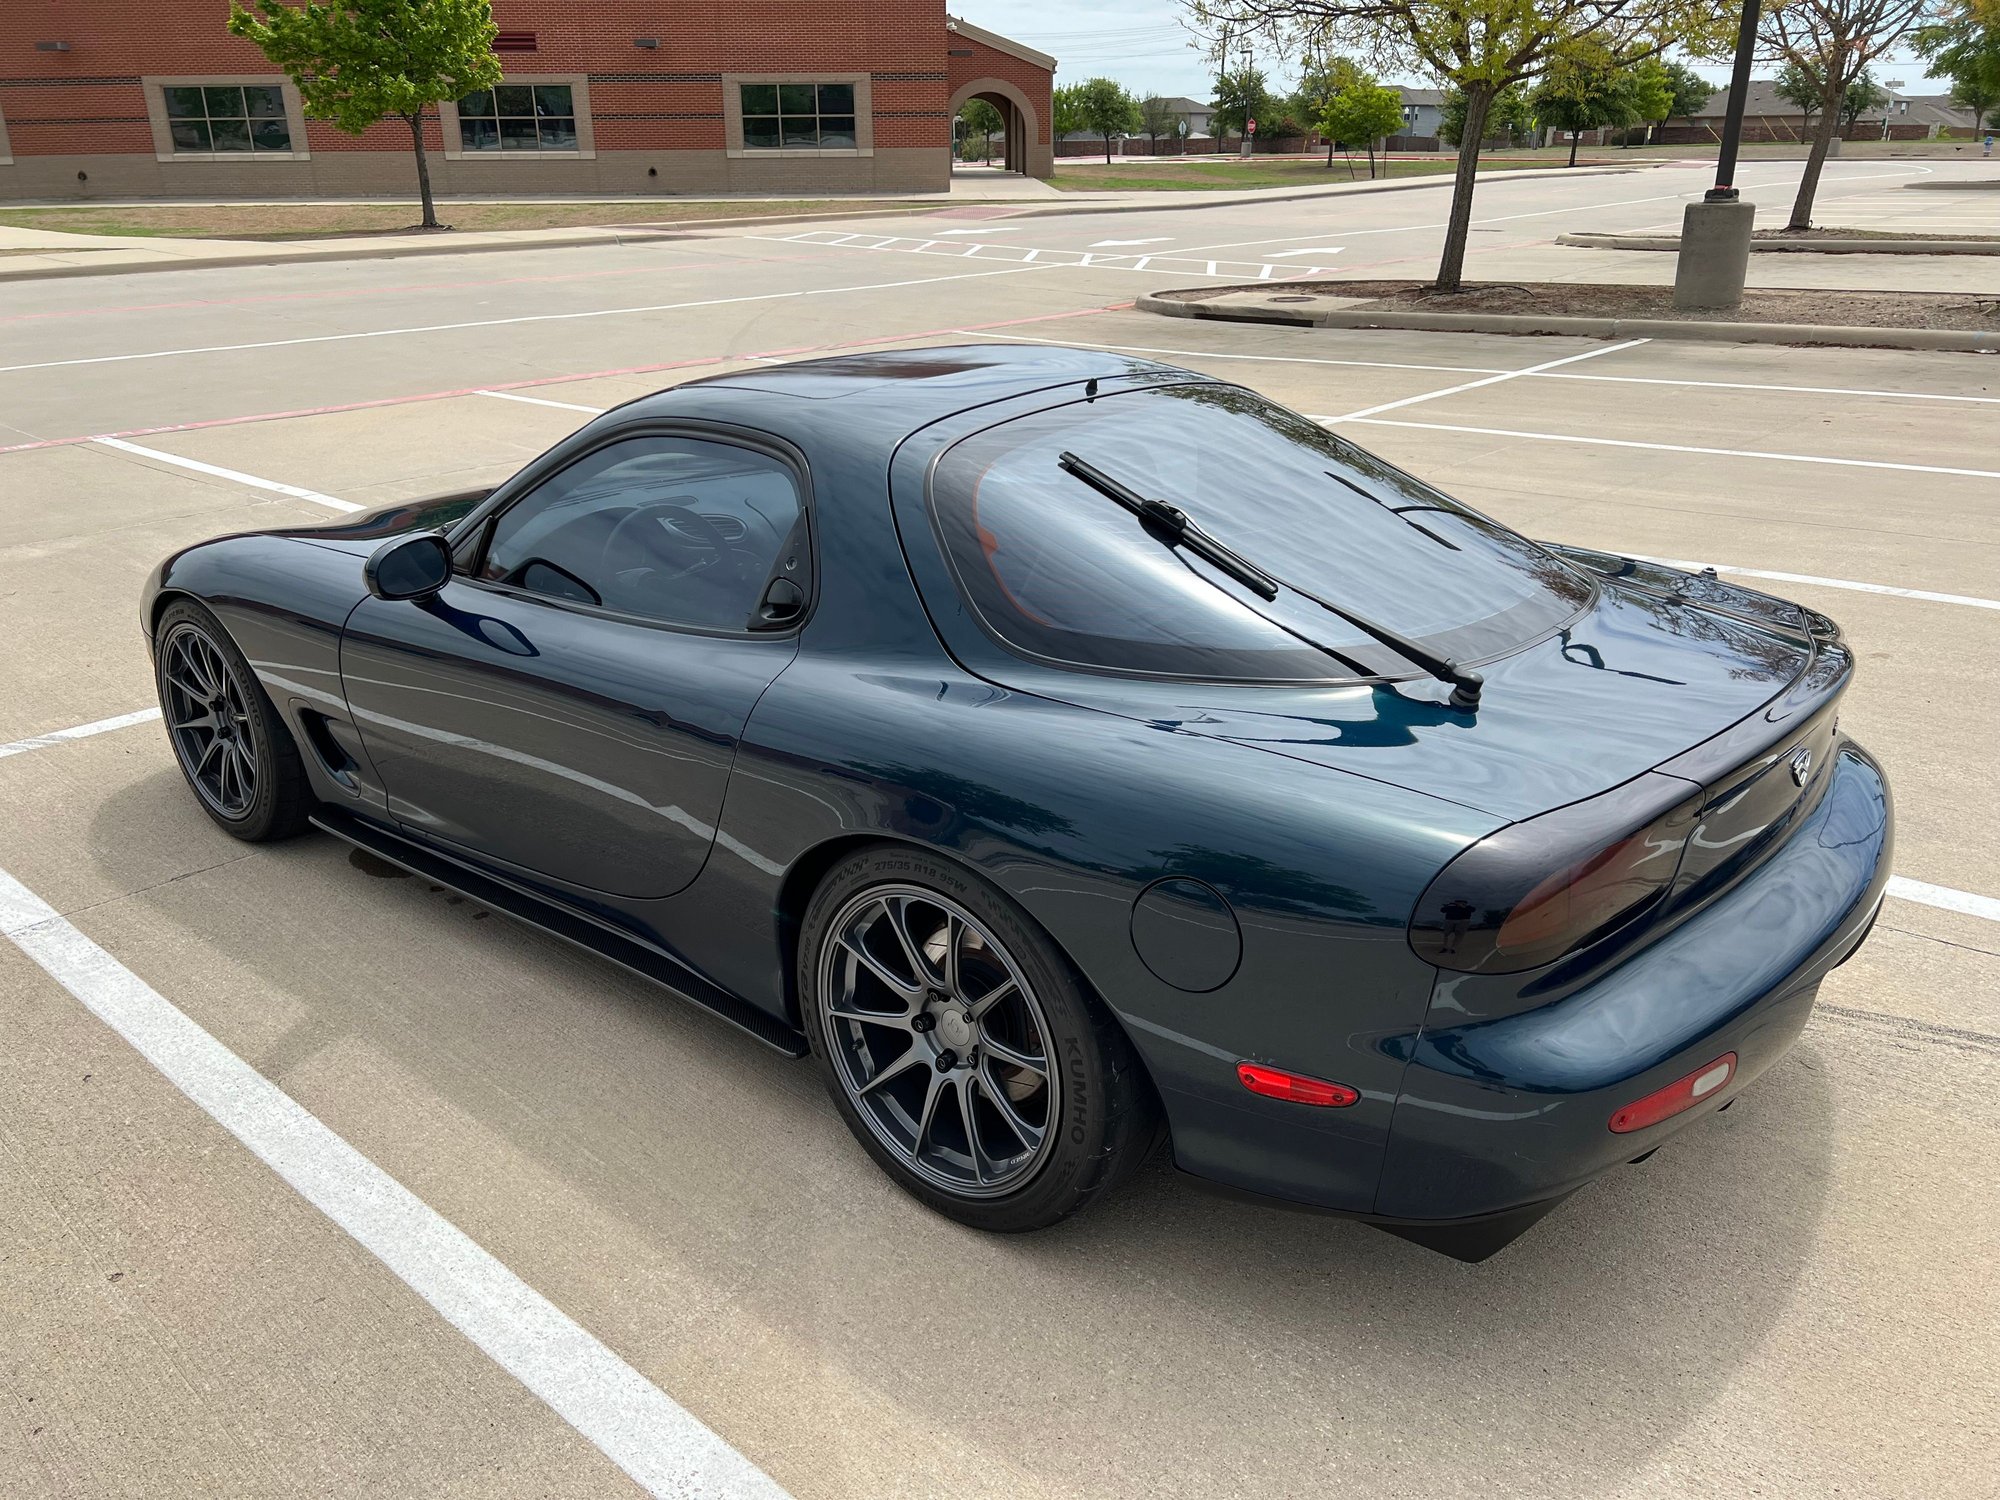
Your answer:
[927,383,1595,684]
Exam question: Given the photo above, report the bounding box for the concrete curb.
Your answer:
[0,203,949,284]
[1000,161,1657,218]
[1136,291,2000,352]
[1558,231,2000,255]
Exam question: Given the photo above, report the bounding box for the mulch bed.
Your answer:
[1179,279,2000,331]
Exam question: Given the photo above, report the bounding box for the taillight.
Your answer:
[1609,1053,1736,1133]
[1237,1062,1359,1107]
[1409,771,1702,974]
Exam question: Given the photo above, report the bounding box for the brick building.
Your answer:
[0,3,1053,199]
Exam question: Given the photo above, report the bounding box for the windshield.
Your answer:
[927,384,1593,684]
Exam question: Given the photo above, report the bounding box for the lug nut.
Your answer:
[910,1013,935,1033]
[935,1050,956,1072]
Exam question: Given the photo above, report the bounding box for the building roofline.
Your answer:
[946,15,1058,73]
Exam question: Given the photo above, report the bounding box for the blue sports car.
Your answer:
[143,346,1891,1259]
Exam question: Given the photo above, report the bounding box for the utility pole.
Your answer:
[1672,0,1762,310]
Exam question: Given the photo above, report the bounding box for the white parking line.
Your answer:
[1637,557,2000,612]
[0,865,793,1500]
[1324,339,1650,422]
[0,708,162,760]
[1887,876,2000,923]
[0,262,1062,378]
[92,437,362,512]
[981,330,2000,407]
[1324,416,2000,482]
[473,390,608,414]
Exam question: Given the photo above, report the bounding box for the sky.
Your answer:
[948,1,1948,103]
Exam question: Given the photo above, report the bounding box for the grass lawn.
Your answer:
[0,198,941,241]
[1048,154,1628,191]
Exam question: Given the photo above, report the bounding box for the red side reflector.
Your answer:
[1609,1052,1737,1134]
[1237,1062,1359,1108]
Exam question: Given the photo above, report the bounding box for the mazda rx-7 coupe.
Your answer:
[142,345,1891,1259]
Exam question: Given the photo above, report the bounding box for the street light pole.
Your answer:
[1673,0,1763,309]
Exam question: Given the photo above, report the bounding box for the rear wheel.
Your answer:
[800,846,1157,1232]
[154,599,314,842]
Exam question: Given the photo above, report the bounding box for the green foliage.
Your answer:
[1140,94,1185,143]
[1917,12,2000,130]
[1320,79,1406,149]
[1182,0,1742,289]
[958,98,1004,161]
[1774,59,1891,123]
[1053,83,1087,137]
[1069,77,1141,161]
[227,0,501,226]
[1655,58,1713,118]
[1438,84,1535,144]
[227,0,500,135]
[1210,67,1274,136]
[1627,59,1676,124]
[1530,46,1641,134]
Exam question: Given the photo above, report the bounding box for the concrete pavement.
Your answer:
[1,161,1995,1499]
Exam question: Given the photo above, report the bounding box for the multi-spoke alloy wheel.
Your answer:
[801,847,1160,1232]
[152,600,313,843]
[819,885,1058,1197]
[161,622,259,819]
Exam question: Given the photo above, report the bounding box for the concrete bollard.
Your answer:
[1671,198,1757,311]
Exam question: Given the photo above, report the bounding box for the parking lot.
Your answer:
[3,162,1997,1499]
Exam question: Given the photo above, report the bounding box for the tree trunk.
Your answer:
[1435,85,1493,291]
[1788,81,1846,230]
[1367,138,1377,179]
[1568,131,1580,167]
[1327,136,1335,167]
[1104,134,1113,165]
[408,111,438,229]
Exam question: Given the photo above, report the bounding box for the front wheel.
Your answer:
[154,599,314,842]
[800,846,1158,1232]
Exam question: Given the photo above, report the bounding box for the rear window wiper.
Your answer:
[1058,451,1483,710]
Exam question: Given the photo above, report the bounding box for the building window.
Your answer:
[164,84,292,153]
[456,85,576,151]
[740,83,857,150]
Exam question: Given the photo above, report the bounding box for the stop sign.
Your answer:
[1247,117,1257,134]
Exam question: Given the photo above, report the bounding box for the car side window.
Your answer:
[476,434,806,631]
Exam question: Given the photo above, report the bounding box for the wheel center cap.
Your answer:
[935,1008,973,1050]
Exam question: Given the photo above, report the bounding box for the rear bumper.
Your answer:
[1374,737,1892,1227]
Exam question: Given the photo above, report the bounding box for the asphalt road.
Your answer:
[2,158,1996,1500]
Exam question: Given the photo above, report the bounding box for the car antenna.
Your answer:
[1085,378,1099,400]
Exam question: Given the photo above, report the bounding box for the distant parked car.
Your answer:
[142,346,1891,1258]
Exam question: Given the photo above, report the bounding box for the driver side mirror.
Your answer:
[364,532,453,602]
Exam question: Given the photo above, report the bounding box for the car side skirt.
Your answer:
[310,806,808,1058]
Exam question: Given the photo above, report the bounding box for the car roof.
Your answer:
[617,344,1195,439]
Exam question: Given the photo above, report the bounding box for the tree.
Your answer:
[1917,9,2000,131]
[1053,83,1087,139]
[960,98,1004,163]
[1141,94,1183,151]
[1072,76,1141,163]
[1647,57,1712,140]
[227,0,501,231]
[1189,0,1740,291]
[1211,66,1274,138]
[1530,46,1640,164]
[1624,59,1675,143]
[1761,0,1943,231]
[1841,69,1891,127]
[1321,76,1407,175]
[1439,84,1536,145]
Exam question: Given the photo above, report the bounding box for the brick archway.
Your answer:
[949,77,1048,178]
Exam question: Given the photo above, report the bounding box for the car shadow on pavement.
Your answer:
[88,778,1837,1499]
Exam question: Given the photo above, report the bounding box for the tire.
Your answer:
[800,844,1158,1232]
[153,598,315,843]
